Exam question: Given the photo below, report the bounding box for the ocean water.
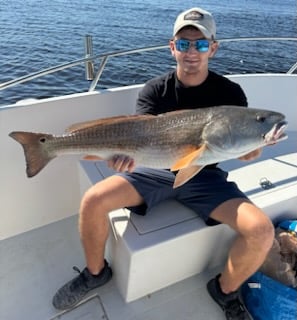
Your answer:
[0,0,296,106]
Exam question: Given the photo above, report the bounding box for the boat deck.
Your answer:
[1,214,225,320]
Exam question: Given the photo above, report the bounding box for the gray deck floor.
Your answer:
[1,214,225,320]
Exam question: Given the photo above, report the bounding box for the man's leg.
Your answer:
[79,175,144,275]
[209,198,274,294]
[53,175,144,310]
[206,198,274,319]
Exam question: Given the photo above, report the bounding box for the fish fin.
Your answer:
[173,165,204,188]
[170,144,206,171]
[65,114,156,133]
[83,155,103,161]
[9,131,56,177]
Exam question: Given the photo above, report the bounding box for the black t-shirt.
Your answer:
[136,70,248,115]
[135,70,248,171]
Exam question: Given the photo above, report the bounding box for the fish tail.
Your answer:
[9,131,56,177]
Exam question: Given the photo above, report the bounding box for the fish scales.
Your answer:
[58,110,206,151]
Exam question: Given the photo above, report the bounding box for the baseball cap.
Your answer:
[173,7,216,39]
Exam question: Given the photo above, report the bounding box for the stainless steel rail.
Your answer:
[0,37,296,92]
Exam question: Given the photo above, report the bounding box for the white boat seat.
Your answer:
[78,160,236,302]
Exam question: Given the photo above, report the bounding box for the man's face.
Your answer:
[170,27,218,76]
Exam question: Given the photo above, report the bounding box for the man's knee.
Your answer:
[80,175,143,217]
[81,185,103,210]
[212,199,275,251]
[79,185,109,222]
[245,215,274,251]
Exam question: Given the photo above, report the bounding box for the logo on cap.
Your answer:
[184,11,204,21]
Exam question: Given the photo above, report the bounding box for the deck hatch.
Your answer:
[50,295,108,320]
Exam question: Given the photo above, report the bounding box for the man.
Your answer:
[53,7,274,319]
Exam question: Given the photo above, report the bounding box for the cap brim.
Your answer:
[174,22,212,39]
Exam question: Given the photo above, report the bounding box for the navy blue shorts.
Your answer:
[117,167,248,226]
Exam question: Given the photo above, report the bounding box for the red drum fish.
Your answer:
[9,106,287,188]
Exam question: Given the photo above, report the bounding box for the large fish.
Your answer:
[9,106,287,188]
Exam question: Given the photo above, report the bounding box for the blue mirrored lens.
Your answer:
[175,39,209,52]
[175,39,190,51]
[196,39,209,52]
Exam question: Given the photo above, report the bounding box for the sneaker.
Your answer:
[207,274,253,320]
[52,260,112,310]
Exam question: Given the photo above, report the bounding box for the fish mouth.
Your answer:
[264,121,288,145]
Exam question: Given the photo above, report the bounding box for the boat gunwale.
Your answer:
[0,37,296,93]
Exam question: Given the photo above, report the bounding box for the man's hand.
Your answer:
[238,148,262,161]
[107,154,136,172]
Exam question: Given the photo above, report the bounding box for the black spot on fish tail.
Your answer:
[9,131,56,177]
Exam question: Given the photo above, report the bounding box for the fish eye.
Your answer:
[39,137,47,143]
[256,115,266,123]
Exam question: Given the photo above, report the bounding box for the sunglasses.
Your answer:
[175,39,210,53]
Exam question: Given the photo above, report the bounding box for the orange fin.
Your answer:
[170,144,206,171]
[83,155,103,161]
[173,165,204,188]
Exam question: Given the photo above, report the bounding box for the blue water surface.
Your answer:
[0,0,296,105]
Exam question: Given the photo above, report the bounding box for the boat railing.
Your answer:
[0,37,296,92]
